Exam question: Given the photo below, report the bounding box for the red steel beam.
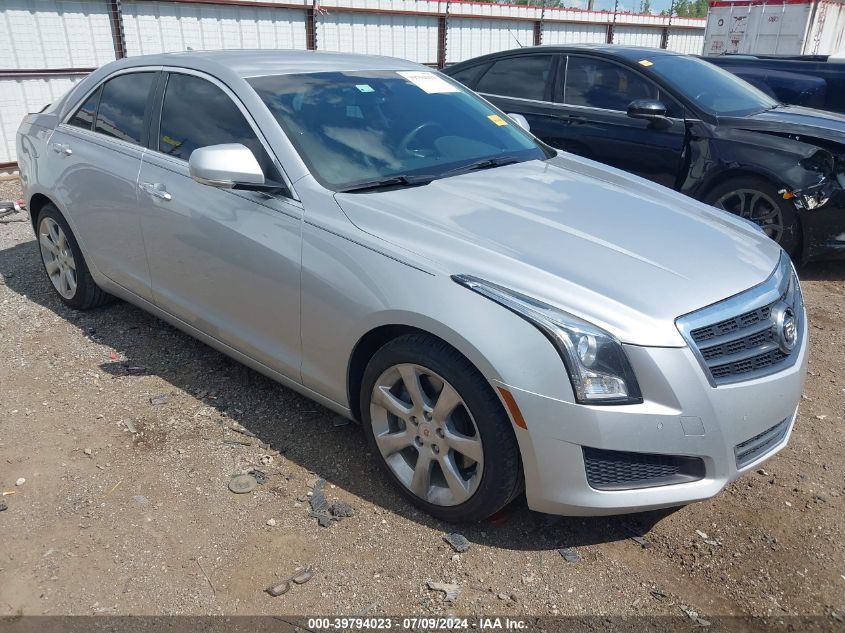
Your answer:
[0,68,95,77]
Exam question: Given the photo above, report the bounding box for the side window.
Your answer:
[67,86,101,131]
[475,55,553,101]
[561,57,658,111]
[158,73,279,181]
[447,63,490,89]
[95,72,156,144]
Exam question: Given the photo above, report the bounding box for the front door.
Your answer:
[547,55,687,190]
[138,71,302,379]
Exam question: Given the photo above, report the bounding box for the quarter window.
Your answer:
[475,55,553,101]
[94,72,156,144]
[562,57,657,111]
[447,64,489,89]
[157,73,278,179]
[67,86,101,131]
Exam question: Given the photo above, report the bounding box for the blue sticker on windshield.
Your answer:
[356,84,375,93]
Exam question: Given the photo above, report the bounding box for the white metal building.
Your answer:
[0,0,706,170]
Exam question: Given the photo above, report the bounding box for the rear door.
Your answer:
[137,70,302,379]
[549,55,687,189]
[472,53,563,145]
[48,70,158,300]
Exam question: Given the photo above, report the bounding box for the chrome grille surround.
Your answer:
[676,254,804,387]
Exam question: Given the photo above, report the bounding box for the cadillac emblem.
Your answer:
[772,303,798,354]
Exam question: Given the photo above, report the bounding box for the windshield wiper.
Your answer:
[336,155,524,193]
[336,175,431,193]
[435,155,524,180]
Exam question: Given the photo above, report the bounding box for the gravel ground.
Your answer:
[0,177,843,622]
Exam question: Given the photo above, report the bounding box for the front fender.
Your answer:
[299,220,572,411]
[681,123,830,199]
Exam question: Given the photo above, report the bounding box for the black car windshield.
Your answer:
[248,70,546,191]
[645,55,778,117]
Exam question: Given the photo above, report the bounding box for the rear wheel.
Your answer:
[704,176,801,258]
[36,204,112,310]
[360,333,522,522]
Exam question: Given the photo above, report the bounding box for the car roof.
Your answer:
[106,49,423,78]
[446,44,684,67]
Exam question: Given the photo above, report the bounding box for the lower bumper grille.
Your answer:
[583,447,705,491]
[734,416,791,469]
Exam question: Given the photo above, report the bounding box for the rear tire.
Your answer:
[36,204,113,310]
[704,176,801,258]
[360,332,522,523]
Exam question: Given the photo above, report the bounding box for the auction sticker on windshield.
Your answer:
[397,71,460,94]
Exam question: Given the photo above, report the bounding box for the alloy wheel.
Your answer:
[38,217,77,299]
[713,188,784,242]
[369,363,483,506]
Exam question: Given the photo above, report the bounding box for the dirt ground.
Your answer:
[1,177,843,623]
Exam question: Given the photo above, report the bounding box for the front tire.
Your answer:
[36,204,112,310]
[704,176,801,258]
[360,333,522,522]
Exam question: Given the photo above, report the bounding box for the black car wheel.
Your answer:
[705,176,801,258]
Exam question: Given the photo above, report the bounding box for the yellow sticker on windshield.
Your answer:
[488,114,509,126]
[638,59,653,67]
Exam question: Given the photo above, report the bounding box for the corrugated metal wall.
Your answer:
[613,25,664,47]
[446,18,535,63]
[317,12,438,63]
[122,0,308,55]
[666,27,707,54]
[0,0,706,167]
[1,0,116,68]
[543,23,607,46]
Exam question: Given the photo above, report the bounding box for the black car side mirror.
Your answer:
[627,99,672,129]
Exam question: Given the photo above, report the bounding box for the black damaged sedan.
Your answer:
[444,45,845,261]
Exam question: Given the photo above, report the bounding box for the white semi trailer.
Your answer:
[703,0,845,56]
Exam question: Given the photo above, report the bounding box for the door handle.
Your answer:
[52,143,72,156]
[140,181,172,202]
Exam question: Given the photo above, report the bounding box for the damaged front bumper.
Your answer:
[789,180,845,262]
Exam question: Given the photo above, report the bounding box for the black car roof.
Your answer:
[445,45,684,68]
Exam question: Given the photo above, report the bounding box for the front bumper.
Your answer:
[802,186,845,262]
[502,321,808,516]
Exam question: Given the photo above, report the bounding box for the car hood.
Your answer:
[723,105,845,144]
[334,154,782,347]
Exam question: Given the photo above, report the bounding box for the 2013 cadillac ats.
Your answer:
[17,51,807,521]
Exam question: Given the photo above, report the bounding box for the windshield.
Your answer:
[248,70,546,191]
[645,55,778,117]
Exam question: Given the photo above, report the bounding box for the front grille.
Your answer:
[676,255,803,386]
[583,447,705,491]
[735,416,792,469]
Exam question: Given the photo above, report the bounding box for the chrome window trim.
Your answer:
[675,254,804,387]
[154,66,299,203]
[477,92,553,106]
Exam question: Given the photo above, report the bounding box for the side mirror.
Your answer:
[506,112,531,132]
[189,143,265,189]
[626,99,671,128]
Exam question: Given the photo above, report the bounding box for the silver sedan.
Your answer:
[17,51,807,521]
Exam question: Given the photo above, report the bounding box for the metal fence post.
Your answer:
[107,0,127,59]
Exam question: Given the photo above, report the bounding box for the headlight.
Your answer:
[453,275,642,405]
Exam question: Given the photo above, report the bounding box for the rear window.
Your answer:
[94,72,156,145]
